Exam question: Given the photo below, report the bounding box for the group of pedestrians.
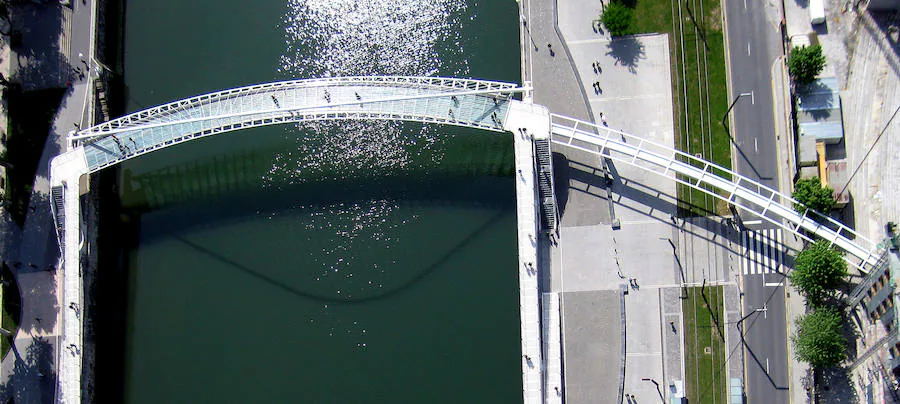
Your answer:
[109,135,139,157]
[590,60,603,94]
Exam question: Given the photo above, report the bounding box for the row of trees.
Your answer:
[789,240,849,368]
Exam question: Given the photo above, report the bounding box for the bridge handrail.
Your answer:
[549,113,882,271]
[72,76,519,143]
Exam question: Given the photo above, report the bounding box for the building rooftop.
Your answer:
[796,77,844,144]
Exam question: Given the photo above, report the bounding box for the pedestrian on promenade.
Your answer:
[600,112,608,127]
[547,43,555,57]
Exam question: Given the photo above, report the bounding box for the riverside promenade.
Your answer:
[520,0,745,402]
[0,0,97,401]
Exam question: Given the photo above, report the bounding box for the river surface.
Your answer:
[109,0,522,402]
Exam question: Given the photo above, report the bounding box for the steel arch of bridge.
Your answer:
[62,75,882,270]
[71,76,522,173]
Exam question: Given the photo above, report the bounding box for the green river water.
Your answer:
[101,0,524,402]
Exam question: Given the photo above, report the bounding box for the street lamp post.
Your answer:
[736,307,767,331]
[721,92,754,128]
[640,378,666,403]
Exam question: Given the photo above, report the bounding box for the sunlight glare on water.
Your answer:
[265,0,477,299]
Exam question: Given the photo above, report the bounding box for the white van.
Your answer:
[809,0,826,25]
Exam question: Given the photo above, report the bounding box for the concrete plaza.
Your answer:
[523,0,748,402]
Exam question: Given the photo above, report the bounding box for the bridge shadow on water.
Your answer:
[171,208,508,305]
[119,154,516,304]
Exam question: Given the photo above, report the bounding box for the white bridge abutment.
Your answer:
[505,102,562,403]
[49,148,89,404]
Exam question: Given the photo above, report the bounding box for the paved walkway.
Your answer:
[0,0,95,402]
[523,0,686,402]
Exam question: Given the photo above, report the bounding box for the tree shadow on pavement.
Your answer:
[10,2,68,91]
[4,87,65,225]
[605,36,646,74]
[812,306,862,403]
[817,366,860,403]
[0,335,56,404]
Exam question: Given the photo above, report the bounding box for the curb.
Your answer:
[552,0,596,124]
[619,283,627,403]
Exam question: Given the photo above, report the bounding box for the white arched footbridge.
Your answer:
[48,76,883,404]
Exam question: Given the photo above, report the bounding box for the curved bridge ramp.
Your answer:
[549,114,882,273]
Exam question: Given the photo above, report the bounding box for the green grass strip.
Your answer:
[628,0,732,216]
[682,285,728,404]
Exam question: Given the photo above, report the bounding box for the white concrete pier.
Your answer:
[505,101,556,404]
[49,148,88,404]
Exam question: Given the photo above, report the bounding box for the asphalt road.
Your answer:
[742,272,790,403]
[724,0,782,190]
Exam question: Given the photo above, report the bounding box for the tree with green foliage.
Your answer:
[600,1,634,37]
[792,177,835,215]
[792,308,847,368]
[787,45,827,85]
[789,240,848,306]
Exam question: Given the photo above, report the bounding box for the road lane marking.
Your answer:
[741,231,749,275]
[747,42,751,55]
[754,138,758,153]
[742,229,784,274]
[764,282,783,287]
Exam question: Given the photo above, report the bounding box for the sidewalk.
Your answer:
[0,0,95,401]
[530,1,685,403]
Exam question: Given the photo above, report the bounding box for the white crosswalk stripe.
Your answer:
[741,229,785,275]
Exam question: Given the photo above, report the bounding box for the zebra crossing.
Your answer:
[741,228,785,275]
